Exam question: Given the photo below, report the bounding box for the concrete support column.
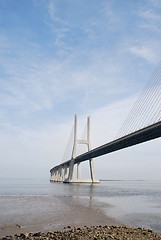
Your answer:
[50,170,54,181]
[59,167,62,181]
[87,116,96,182]
[67,114,77,182]
[58,167,61,182]
[61,166,65,182]
[89,159,96,182]
[54,171,56,181]
[77,162,80,179]
[52,171,55,181]
[56,169,59,181]
[68,158,75,182]
[64,164,68,180]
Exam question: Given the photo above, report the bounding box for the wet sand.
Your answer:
[1,196,161,239]
[0,197,119,238]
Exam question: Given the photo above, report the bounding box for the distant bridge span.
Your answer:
[50,120,161,183]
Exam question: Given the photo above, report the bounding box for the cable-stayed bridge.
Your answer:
[50,62,161,183]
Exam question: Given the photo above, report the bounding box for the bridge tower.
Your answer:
[64,114,99,183]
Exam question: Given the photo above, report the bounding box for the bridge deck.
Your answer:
[50,121,161,172]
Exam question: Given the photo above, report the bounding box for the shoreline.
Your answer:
[1,225,161,239]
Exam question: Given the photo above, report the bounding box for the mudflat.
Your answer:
[0,200,118,238]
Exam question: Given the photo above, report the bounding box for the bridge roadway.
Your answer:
[50,121,161,172]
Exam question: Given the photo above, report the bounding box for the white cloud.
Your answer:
[129,45,155,64]
[140,23,161,32]
[101,2,121,31]
[137,2,161,33]
[0,39,140,126]
[127,38,161,65]
[140,9,161,20]
[48,0,55,20]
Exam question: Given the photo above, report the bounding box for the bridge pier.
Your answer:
[51,161,99,183]
[50,115,99,183]
[89,159,96,182]
[51,168,57,182]
[77,162,80,179]
[62,165,68,182]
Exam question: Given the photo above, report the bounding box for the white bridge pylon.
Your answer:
[50,114,99,183]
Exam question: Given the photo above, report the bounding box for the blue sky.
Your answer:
[0,0,161,180]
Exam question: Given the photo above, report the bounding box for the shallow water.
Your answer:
[0,178,161,233]
[94,180,161,233]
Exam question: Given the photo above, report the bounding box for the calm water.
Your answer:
[0,178,161,233]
